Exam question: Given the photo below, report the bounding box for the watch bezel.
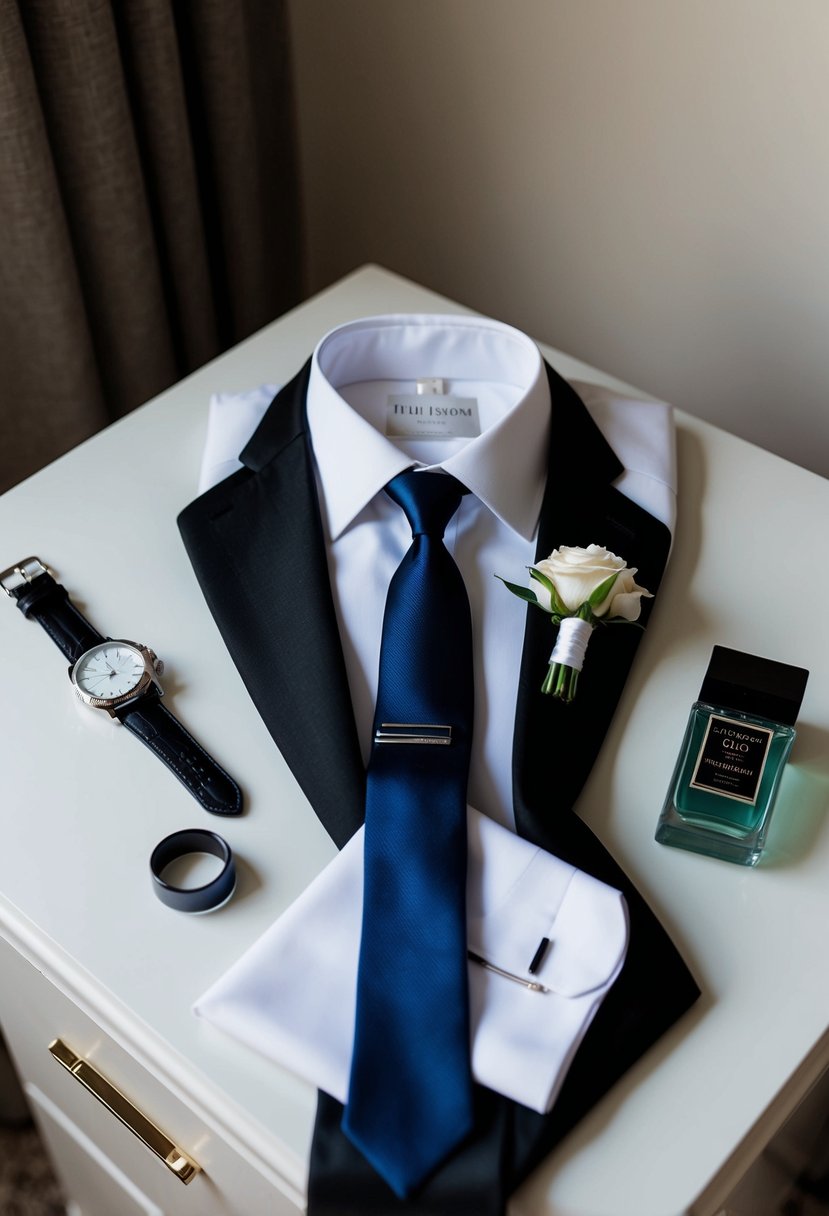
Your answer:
[70,639,162,713]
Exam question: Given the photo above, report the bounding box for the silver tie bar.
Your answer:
[374,723,453,746]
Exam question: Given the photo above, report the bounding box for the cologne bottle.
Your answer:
[656,646,809,866]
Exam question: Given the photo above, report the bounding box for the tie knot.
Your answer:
[385,470,466,538]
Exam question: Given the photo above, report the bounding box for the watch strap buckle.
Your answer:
[0,556,52,597]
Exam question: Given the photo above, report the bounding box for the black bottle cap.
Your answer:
[699,645,809,726]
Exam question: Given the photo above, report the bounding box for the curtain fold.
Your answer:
[0,0,301,493]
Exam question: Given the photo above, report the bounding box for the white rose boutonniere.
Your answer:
[498,544,653,702]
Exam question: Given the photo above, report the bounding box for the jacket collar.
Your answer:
[241,357,624,532]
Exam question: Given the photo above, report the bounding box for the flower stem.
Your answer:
[541,662,579,702]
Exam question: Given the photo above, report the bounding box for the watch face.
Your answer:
[73,642,147,702]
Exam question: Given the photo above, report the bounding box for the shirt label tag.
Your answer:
[385,394,481,439]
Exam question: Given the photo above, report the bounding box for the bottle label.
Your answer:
[690,713,774,804]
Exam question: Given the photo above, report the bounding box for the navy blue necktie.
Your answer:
[342,469,475,1198]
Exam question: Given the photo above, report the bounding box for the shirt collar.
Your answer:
[306,314,550,542]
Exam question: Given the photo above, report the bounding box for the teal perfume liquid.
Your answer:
[655,647,808,867]
[656,702,795,864]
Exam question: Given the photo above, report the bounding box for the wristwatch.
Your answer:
[1,557,242,816]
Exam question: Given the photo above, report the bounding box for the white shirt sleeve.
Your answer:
[194,807,628,1114]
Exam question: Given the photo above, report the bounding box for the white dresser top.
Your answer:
[1,265,828,1216]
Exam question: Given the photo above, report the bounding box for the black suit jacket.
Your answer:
[178,355,700,1214]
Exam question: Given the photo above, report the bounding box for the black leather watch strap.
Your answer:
[10,570,103,662]
[116,693,242,815]
[3,557,243,816]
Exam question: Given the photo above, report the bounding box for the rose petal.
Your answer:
[606,586,653,621]
[532,546,649,616]
[536,553,621,613]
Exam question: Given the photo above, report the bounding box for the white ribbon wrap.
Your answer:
[549,617,594,671]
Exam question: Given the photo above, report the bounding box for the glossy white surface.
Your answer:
[0,265,828,1215]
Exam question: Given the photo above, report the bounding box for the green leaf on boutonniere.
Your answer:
[495,575,541,606]
[587,570,621,608]
[528,567,569,616]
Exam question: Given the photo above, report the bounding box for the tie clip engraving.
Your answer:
[374,723,452,746]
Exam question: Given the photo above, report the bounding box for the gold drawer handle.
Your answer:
[48,1039,200,1184]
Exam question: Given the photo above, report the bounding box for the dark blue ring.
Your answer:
[150,829,236,913]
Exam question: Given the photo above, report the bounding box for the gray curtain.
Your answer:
[0,0,302,493]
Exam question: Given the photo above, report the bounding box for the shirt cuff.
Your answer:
[193,807,628,1114]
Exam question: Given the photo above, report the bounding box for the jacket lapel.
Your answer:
[177,362,365,849]
[512,363,672,853]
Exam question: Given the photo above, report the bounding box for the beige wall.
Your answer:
[286,0,829,477]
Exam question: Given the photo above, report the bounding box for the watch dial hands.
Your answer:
[74,644,147,699]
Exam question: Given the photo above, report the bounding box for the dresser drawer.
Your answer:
[0,935,302,1216]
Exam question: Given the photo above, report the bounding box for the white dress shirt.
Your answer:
[193,313,677,1113]
[199,313,677,832]
[195,806,629,1114]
